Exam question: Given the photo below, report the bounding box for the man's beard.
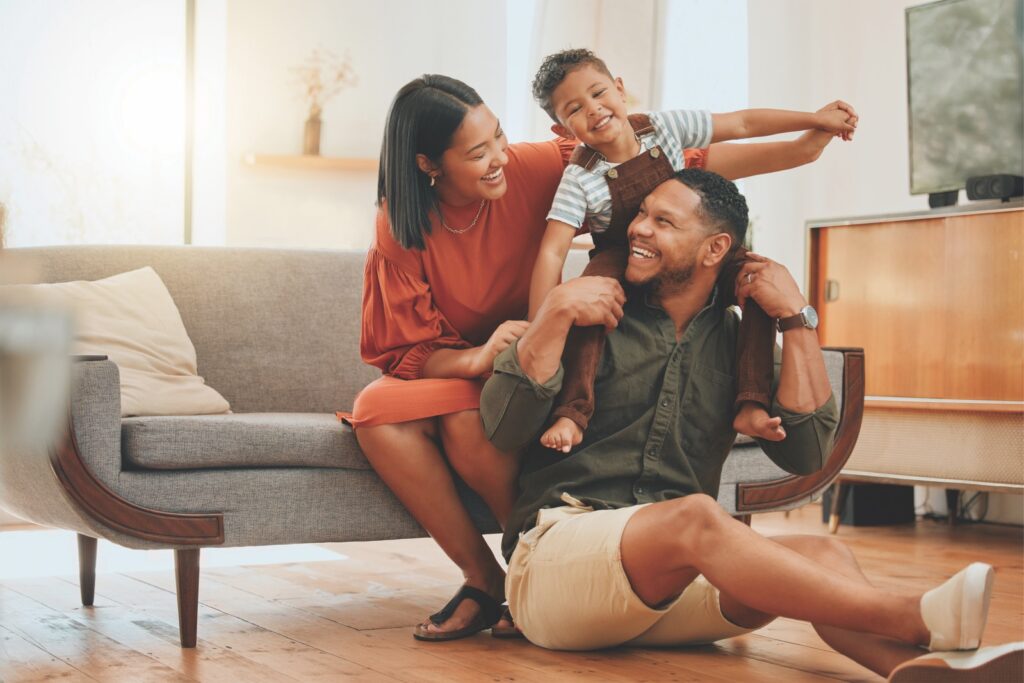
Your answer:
[649,256,697,298]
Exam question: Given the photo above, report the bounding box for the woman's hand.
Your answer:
[814,108,857,138]
[816,100,858,141]
[471,320,530,376]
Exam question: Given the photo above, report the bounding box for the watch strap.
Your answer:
[777,311,806,332]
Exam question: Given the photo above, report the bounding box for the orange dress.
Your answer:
[340,143,709,428]
[340,139,576,427]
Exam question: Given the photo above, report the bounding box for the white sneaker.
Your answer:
[920,563,994,651]
[888,642,1023,682]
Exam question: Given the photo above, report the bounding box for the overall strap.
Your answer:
[567,113,657,171]
[628,113,655,137]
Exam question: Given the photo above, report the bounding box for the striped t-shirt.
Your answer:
[547,109,713,234]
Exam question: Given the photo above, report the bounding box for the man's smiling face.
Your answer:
[625,179,714,289]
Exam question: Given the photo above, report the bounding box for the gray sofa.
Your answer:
[0,245,864,647]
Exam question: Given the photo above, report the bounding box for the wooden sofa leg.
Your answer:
[175,548,200,648]
[77,534,97,606]
[828,482,850,534]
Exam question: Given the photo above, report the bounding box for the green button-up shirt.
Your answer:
[481,287,839,561]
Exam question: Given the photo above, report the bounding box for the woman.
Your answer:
[345,74,848,641]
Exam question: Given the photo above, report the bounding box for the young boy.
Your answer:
[529,48,856,452]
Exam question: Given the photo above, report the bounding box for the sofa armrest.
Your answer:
[50,356,224,545]
[733,347,865,512]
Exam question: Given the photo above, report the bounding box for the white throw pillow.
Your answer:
[5,267,230,417]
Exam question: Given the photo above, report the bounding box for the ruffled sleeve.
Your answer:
[684,147,709,169]
[360,208,471,379]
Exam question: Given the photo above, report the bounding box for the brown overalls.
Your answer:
[551,114,775,431]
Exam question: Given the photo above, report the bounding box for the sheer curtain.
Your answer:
[0,0,187,247]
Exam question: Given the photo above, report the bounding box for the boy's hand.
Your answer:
[818,100,859,141]
[814,108,857,139]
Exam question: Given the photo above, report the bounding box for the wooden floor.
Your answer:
[1,505,1021,682]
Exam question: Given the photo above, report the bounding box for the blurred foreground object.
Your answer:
[0,257,72,462]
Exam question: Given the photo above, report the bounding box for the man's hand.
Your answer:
[517,276,626,384]
[734,254,807,319]
[544,276,626,331]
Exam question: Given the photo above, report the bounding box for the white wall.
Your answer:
[223,0,507,249]
[745,0,927,280]
[746,0,1021,526]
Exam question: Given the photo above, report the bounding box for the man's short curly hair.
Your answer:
[671,168,749,247]
[532,48,614,123]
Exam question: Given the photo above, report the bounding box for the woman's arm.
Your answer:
[704,129,833,181]
[421,319,529,379]
[529,220,578,319]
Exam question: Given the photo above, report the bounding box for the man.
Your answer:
[481,169,1021,681]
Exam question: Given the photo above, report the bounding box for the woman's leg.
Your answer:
[439,409,520,527]
[356,418,506,634]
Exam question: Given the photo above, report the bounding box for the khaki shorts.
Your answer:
[506,499,754,651]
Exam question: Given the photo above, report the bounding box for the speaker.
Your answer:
[822,483,915,526]
[966,174,1024,201]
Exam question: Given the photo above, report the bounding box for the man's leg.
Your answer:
[717,534,935,678]
[620,494,930,646]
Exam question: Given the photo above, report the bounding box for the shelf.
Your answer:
[243,154,377,172]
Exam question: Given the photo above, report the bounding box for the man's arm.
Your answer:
[480,277,625,452]
[735,255,838,474]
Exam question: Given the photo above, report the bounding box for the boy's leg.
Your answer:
[720,248,774,409]
[550,246,628,432]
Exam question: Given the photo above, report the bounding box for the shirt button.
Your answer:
[651,147,661,158]
[660,399,670,407]
[607,168,618,179]
[635,486,645,494]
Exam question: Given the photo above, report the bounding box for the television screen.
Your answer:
[907,0,1024,195]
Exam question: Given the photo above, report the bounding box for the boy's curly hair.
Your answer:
[532,48,614,123]
[672,169,749,247]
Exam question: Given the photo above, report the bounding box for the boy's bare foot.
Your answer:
[733,402,786,441]
[541,416,583,453]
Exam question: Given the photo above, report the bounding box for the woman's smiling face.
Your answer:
[431,104,509,205]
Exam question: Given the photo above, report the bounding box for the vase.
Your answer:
[303,114,322,156]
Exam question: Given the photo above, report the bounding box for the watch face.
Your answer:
[802,305,819,329]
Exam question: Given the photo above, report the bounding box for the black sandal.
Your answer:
[412,585,503,642]
[490,605,524,639]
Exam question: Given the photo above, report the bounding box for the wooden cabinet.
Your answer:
[807,202,1023,493]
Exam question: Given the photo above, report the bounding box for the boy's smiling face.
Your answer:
[549,64,630,150]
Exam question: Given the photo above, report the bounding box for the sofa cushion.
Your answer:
[6,266,230,417]
[121,413,369,471]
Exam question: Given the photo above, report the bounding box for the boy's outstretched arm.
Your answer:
[705,99,859,179]
[529,219,577,320]
[711,104,855,143]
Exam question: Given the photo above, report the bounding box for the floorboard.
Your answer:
[1,505,1020,682]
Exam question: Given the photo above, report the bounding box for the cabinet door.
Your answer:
[815,211,1023,402]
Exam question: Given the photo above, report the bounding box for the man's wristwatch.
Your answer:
[777,305,819,332]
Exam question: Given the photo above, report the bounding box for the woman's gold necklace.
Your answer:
[439,200,487,235]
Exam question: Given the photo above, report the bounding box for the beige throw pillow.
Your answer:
[6,267,230,417]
